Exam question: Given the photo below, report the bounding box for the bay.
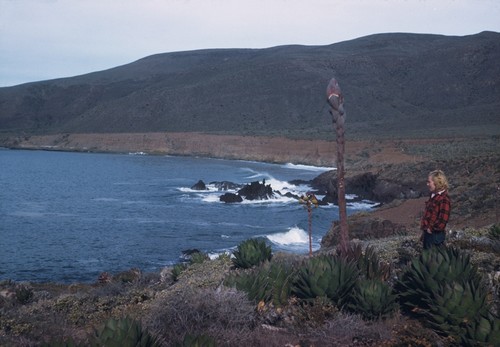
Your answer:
[0,149,373,283]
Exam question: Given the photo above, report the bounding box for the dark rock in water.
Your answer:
[209,181,242,191]
[220,192,243,203]
[238,180,274,200]
[191,180,207,190]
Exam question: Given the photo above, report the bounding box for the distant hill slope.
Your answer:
[1,31,499,140]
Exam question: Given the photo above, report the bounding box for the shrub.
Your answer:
[172,263,188,282]
[489,224,500,240]
[232,238,272,269]
[145,287,254,345]
[190,251,210,264]
[15,284,34,304]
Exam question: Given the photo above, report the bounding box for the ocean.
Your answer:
[0,149,375,283]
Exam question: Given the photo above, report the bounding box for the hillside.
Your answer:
[1,31,499,141]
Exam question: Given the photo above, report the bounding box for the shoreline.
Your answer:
[0,131,426,168]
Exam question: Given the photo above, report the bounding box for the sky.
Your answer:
[1,0,499,87]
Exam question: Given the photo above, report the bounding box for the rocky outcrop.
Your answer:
[191,180,207,190]
[219,193,243,203]
[312,171,427,205]
[218,181,274,203]
[238,181,274,201]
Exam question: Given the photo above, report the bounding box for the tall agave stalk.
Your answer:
[326,77,349,254]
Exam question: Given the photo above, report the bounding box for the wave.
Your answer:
[266,226,309,245]
[283,163,335,172]
[347,200,380,209]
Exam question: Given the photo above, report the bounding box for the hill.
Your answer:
[1,31,499,140]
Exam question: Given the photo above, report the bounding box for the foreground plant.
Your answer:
[339,243,391,281]
[92,317,160,347]
[346,279,398,320]
[292,254,359,306]
[462,311,500,346]
[227,260,295,307]
[232,238,272,269]
[395,246,493,343]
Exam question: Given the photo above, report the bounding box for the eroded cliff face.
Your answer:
[0,132,339,166]
[0,131,424,168]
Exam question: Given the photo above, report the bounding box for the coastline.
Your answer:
[0,131,423,168]
[2,132,498,231]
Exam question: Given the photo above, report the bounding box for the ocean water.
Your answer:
[0,149,375,283]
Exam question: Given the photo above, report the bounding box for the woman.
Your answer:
[420,170,451,249]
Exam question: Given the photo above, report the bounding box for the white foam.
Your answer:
[347,200,379,209]
[283,163,335,172]
[266,226,309,246]
[178,185,223,193]
[201,194,222,203]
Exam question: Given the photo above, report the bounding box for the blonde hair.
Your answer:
[429,170,449,191]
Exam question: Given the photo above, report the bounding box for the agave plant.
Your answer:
[227,260,296,307]
[395,246,483,314]
[462,312,500,346]
[232,238,272,269]
[346,279,399,320]
[292,254,359,306]
[91,317,160,347]
[395,246,494,343]
[423,280,490,340]
[339,244,391,281]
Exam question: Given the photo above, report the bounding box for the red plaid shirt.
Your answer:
[421,190,451,232]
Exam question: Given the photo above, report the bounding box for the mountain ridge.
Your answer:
[1,31,499,141]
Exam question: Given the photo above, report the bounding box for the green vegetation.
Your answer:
[292,255,359,305]
[346,279,399,320]
[92,317,160,347]
[2,232,500,346]
[232,238,272,269]
[395,246,498,344]
[226,260,296,307]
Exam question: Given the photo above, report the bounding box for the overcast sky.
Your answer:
[1,0,499,87]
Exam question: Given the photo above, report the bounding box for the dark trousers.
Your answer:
[423,231,446,249]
